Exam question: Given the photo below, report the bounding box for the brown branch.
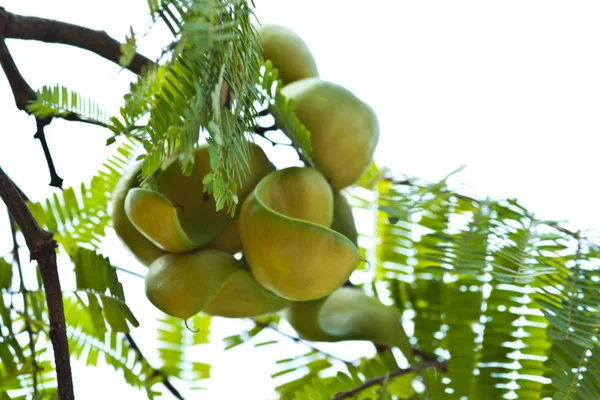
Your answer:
[332,359,447,400]
[0,36,35,109]
[0,7,154,75]
[124,333,185,400]
[0,166,74,400]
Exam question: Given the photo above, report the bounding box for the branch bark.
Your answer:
[0,167,74,400]
[332,359,447,400]
[0,7,154,75]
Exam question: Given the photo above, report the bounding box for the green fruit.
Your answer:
[125,142,273,253]
[258,24,319,85]
[331,192,358,246]
[111,163,165,266]
[240,167,361,301]
[281,78,379,190]
[286,287,413,360]
[204,216,242,254]
[145,249,289,319]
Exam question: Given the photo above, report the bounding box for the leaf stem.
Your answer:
[124,333,185,400]
[9,213,39,395]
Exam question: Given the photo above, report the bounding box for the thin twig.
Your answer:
[252,320,356,365]
[113,265,145,279]
[34,118,63,188]
[332,359,447,400]
[0,166,73,399]
[9,213,39,395]
[124,333,185,400]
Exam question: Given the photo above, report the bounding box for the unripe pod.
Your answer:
[125,143,273,253]
[145,249,289,319]
[287,287,413,361]
[281,78,380,190]
[258,24,319,85]
[111,163,165,266]
[331,192,358,246]
[240,167,361,301]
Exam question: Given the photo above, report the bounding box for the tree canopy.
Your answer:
[0,1,598,399]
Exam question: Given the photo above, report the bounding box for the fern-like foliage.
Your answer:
[64,298,162,398]
[110,0,265,213]
[28,137,140,251]
[156,314,211,390]
[341,170,600,399]
[70,247,139,332]
[292,351,414,400]
[26,85,111,126]
[274,349,335,399]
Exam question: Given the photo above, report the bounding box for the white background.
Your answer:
[1,1,599,399]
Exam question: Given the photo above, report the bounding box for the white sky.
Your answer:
[1,1,600,399]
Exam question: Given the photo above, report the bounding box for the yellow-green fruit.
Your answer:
[145,249,289,319]
[111,163,165,266]
[240,167,361,301]
[286,287,413,361]
[331,193,358,246]
[281,78,379,190]
[258,24,319,85]
[125,143,273,253]
[203,217,242,254]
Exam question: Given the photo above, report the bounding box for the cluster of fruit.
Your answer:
[112,24,410,354]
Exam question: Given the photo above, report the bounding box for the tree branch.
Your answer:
[124,333,185,400]
[0,7,154,75]
[0,36,35,109]
[0,166,74,400]
[332,359,447,400]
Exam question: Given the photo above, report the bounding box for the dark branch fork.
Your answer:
[0,7,155,188]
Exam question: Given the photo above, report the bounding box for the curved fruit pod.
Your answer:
[145,249,289,319]
[286,287,413,361]
[281,78,379,190]
[125,143,273,253]
[240,167,361,301]
[258,24,319,85]
[111,163,165,266]
[125,188,198,252]
[331,192,358,246]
